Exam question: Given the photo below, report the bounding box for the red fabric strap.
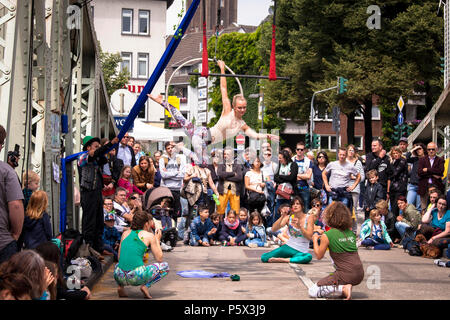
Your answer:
[269,24,277,81]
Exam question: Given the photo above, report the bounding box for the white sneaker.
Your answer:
[248,243,258,248]
[160,242,173,252]
[263,242,269,247]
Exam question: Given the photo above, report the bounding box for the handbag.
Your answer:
[248,190,266,205]
[276,183,294,200]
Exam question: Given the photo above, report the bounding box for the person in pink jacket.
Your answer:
[117,165,144,198]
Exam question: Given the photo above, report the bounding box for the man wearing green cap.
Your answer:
[78,135,119,254]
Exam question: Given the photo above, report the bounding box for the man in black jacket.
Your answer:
[115,133,136,167]
[78,135,119,254]
[216,147,244,218]
[364,138,391,195]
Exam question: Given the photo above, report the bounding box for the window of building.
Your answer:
[121,52,132,75]
[138,10,150,35]
[353,136,363,151]
[137,53,149,78]
[122,9,133,34]
[319,135,340,151]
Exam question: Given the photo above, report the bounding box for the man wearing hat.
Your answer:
[78,135,119,255]
[398,137,408,157]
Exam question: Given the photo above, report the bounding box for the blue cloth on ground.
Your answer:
[176,270,231,278]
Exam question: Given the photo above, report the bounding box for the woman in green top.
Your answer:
[309,201,364,300]
[113,210,169,299]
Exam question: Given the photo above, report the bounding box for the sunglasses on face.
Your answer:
[317,156,324,159]
[427,148,435,151]
[104,203,113,206]
[264,153,271,156]
[313,204,321,208]
[130,196,137,200]
[296,148,304,151]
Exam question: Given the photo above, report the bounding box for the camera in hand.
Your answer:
[7,144,20,168]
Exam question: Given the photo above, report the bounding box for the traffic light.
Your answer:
[305,133,311,149]
[441,57,445,74]
[392,124,402,142]
[338,77,348,94]
[312,134,320,149]
[406,123,413,136]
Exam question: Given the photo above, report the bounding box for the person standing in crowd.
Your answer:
[152,151,162,188]
[261,147,277,217]
[363,170,385,220]
[102,139,124,191]
[240,148,256,211]
[159,141,185,220]
[217,147,244,218]
[346,145,365,212]
[406,143,426,211]
[322,147,361,210]
[21,170,40,211]
[207,149,221,214]
[272,150,298,227]
[132,156,155,193]
[387,146,408,218]
[418,142,445,212]
[133,142,145,164]
[0,125,25,263]
[78,135,119,254]
[127,136,135,148]
[398,137,408,156]
[311,151,329,192]
[292,141,313,213]
[22,190,52,249]
[395,196,422,239]
[365,138,391,196]
[115,133,136,168]
[245,157,267,215]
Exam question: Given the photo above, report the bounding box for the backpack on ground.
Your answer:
[56,229,84,268]
[401,231,422,256]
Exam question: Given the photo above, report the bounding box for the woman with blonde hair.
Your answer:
[22,190,53,249]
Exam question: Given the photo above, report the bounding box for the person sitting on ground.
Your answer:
[261,196,315,264]
[418,196,450,248]
[375,200,396,240]
[425,188,441,214]
[132,156,155,193]
[219,210,247,246]
[189,205,215,247]
[309,201,365,300]
[114,210,169,299]
[209,213,222,245]
[309,198,326,232]
[117,165,144,198]
[35,241,91,300]
[0,250,54,300]
[359,209,394,250]
[113,187,134,233]
[239,207,249,233]
[363,169,385,220]
[0,272,33,300]
[395,195,422,239]
[22,190,53,249]
[266,203,291,243]
[245,211,267,248]
[103,212,121,261]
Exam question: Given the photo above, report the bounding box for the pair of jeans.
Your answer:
[0,240,18,264]
[265,181,276,215]
[395,221,411,238]
[407,184,421,211]
[189,235,210,246]
[245,238,265,247]
[361,238,390,250]
[328,195,350,208]
[297,187,311,212]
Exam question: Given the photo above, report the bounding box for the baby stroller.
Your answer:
[143,187,178,249]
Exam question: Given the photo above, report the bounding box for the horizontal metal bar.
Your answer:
[188,72,290,80]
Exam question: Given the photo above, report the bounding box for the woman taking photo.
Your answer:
[387,146,408,218]
[271,150,298,227]
[261,196,316,264]
[132,156,155,193]
[245,157,266,215]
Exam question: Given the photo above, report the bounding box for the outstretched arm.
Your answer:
[218,60,232,116]
[242,124,279,141]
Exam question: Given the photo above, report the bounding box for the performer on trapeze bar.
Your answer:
[148,60,279,165]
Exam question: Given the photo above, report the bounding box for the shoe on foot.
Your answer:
[434,259,448,267]
[160,242,173,251]
[263,242,269,247]
[248,243,258,248]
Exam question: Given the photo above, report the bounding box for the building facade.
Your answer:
[91,0,174,127]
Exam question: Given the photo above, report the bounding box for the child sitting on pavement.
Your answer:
[239,207,249,233]
[359,209,394,250]
[209,213,222,245]
[103,212,121,260]
[245,211,267,248]
[219,210,247,246]
[189,205,215,247]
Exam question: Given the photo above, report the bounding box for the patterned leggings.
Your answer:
[114,262,170,288]
[162,101,209,165]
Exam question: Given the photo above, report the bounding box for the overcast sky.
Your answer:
[166,0,273,35]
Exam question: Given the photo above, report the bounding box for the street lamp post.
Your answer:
[310,85,338,145]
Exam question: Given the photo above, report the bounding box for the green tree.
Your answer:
[99,45,130,97]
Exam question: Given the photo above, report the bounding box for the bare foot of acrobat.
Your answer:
[117,286,128,298]
[341,284,352,300]
[140,285,152,299]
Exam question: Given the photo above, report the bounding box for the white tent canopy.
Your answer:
[130,119,186,142]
